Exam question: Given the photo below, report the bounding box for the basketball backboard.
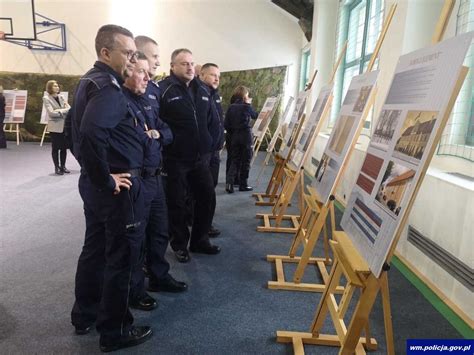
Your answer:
[0,0,36,40]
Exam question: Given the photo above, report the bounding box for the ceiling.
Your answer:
[271,0,314,41]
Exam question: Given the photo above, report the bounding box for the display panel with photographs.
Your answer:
[3,90,28,124]
[312,70,379,203]
[267,96,294,153]
[341,33,473,277]
[292,84,333,169]
[251,96,279,139]
[279,91,308,159]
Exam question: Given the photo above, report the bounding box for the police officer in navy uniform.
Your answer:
[69,25,152,352]
[128,37,188,299]
[159,48,220,263]
[199,63,224,237]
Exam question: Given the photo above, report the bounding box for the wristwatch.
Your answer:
[150,129,160,139]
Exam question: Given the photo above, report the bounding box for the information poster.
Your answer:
[341,33,472,277]
[292,84,333,169]
[267,96,294,153]
[3,90,28,124]
[251,96,279,139]
[312,70,379,202]
[40,91,69,124]
[279,91,308,159]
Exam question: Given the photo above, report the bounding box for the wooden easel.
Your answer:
[251,96,281,165]
[263,2,396,293]
[3,123,21,145]
[252,70,317,206]
[255,42,347,234]
[276,3,465,354]
[40,124,49,146]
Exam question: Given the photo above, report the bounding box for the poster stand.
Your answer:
[40,125,49,146]
[275,3,468,354]
[252,70,317,206]
[3,123,21,145]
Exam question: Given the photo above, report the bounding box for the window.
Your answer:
[300,48,311,91]
[330,0,384,128]
[437,0,474,161]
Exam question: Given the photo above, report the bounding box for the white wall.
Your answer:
[306,0,472,320]
[0,0,303,102]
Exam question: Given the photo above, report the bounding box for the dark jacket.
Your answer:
[208,87,225,151]
[123,88,172,169]
[158,73,214,162]
[70,61,143,191]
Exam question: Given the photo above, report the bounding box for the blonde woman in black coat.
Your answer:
[43,80,71,175]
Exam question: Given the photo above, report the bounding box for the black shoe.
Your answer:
[190,243,221,255]
[239,185,253,191]
[129,293,157,311]
[225,183,234,193]
[208,225,221,237]
[61,166,71,174]
[55,166,64,175]
[174,249,190,263]
[75,325,92,335]
[100,326,152,353]
[148,275,188,293]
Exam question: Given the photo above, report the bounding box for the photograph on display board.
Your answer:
[375,161,415,217]
[4,93,14,122]
[356,153,385,195]
[256,111,271,132]
[353,85,373,112]
[394,110,438,163]
[3,90,28,124]
[314,153,331,182]
[328,115,357,155]
[343,89,358,106]
[302,124,317,152]
[371,109,402,151]
[349,194,383,244]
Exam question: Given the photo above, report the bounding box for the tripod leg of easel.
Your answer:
[293,204,329,283]
[41,125,48,147]
[16,124,20,145]
[340,274,380,355]
[380,272,395,355]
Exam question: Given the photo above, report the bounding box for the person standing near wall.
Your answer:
[43,80,71,175]
[225,85,258,193]
[159,48,220,263]
[0,86,6,149]
[69,24,152,352]
[199,63,224,237]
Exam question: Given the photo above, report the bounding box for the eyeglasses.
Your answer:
[108,47,138,61]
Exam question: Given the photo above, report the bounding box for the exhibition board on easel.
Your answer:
[312,70,379,203]
[251,96,279,141]
[3,90,28,124]
[40,91,69,125]
[266,96,294,155]
[278,91,309,160]
[291,84,334,171]
[341,32,473,278]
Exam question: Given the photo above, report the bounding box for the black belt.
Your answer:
[142,167,162,178]
[110,168,142,177]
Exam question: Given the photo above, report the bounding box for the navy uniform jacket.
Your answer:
[123,87,172,169]
[70,61,143,191]
[224,99,258,145]
[208,86,225,151]
[158,73,214,162]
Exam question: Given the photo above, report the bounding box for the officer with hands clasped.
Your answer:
[69,24,152,352]
[159,48,220,263]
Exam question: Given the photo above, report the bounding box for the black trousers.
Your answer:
[209,150,220,225]
[71,174,145,339]
[226,135,252,185]
[165,154,214,251]
[130,175,170,300]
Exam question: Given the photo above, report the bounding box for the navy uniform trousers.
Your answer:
[165,154,214,251]
[71,173,145,338]
[130,174,170,299]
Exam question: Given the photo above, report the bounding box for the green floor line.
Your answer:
[332,202,473,338]
[391,256,473,338]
